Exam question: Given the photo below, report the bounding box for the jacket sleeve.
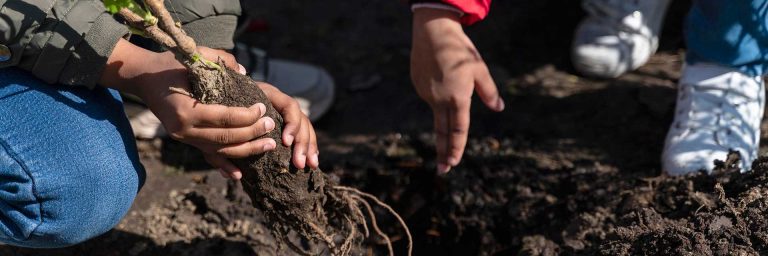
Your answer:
[411,0,492,25]
[164,0,241,50]
[0,0,129,88]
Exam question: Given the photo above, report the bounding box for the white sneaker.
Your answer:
[130,109,166,140]
[265,59,335,122]
[572,0,670,78]
[662,64,766,175]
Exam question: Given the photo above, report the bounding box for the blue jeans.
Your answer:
[0,68,145,248]
[686,0,768,76]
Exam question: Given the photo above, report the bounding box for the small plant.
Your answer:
[103,0,412,255]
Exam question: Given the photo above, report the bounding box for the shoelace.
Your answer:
[582,0,644,34]
[678,82,761,146]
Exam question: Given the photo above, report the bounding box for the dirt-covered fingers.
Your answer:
[258,82,303,146]
[291,115,318,169]
[307,122,320,169]
[255,82,319,168]
[203,153,242,180]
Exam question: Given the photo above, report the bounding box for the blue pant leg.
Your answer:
[686,0,768,76]
[0,68,145,248]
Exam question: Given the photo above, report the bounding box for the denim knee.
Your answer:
[0,68,145,248]
[0,140,145,248]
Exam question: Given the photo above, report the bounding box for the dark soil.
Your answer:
[8,0,768,255]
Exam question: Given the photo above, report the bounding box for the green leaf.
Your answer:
[102,0,155,25]
[103,0,137,14]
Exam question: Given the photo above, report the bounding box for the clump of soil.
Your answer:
[120,179,284,256]
[596,153,768,256]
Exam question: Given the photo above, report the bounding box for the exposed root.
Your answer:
[348,196,370,237]
[278,230,316,256]
[333,186,413,256]
[307,220,336,250]
[340,216,357,256]
[353,194,394,256]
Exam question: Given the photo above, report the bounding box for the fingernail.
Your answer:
[311,154,319,166]
[256,103,266,117]
[496,98,505,111]
[238,64,247,75]
[231,171,243,180]
[263,140,276,151]
[437,163,451,174]
[284,135,294,146]
[264,117,275,132]
[447,157,459,166]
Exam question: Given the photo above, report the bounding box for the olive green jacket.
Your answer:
[0,0,241,88]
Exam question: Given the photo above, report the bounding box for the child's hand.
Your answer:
[411,8,505,174]
[196,47,320,171]
[100,39,317,179]
[256,82,319,170]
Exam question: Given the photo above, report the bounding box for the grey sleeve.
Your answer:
[165,0,241,50]
[0,0,129,88]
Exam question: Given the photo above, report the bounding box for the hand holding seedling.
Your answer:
[411,8,505,174]
[99,39,318,180]
[100,1,411,254]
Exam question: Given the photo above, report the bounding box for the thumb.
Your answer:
[474,68,504,112]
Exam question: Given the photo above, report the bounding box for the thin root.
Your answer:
[307,220,336,250]
[352,194,394,256]
[279,232,316,256]
[333,186,413,256]
[339,216,357,256]
[348,196,370,237]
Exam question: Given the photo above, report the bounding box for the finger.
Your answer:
[281,105,302,147]
[193,103,266,127]
[292,118,312,169]
[306,121,319,169]
[203,153,242,180]
[260,84,302,146]
[446,98,471,167]
[433,106,451,174]
[473,67,505,112]
[199,48,239,70]
[186,117,275,145]
[216,138,277,158]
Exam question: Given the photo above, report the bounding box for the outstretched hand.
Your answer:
[411,8,505,174]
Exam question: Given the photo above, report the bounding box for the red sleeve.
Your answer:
[442,0,491,25]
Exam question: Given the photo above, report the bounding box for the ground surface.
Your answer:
[7,0,768,255]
